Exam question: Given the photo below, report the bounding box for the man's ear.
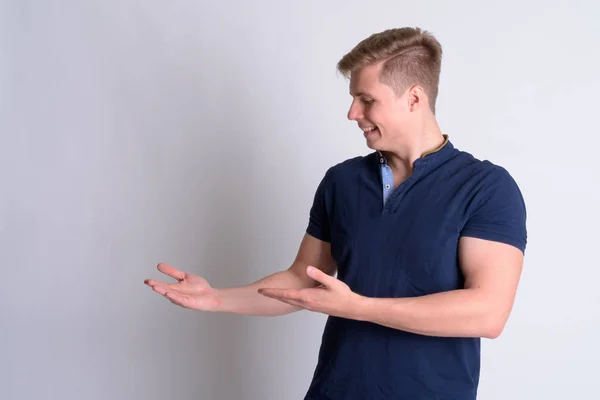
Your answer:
[408,85,426,111]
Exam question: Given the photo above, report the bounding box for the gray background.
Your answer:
[1,0,599,399]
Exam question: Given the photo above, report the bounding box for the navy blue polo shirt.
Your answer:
[304,137,527,400]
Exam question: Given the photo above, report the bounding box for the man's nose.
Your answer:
[347,102,362,121]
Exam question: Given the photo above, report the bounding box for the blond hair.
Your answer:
[337,27,443,113]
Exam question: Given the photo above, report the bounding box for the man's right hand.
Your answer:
[144,263,221,311]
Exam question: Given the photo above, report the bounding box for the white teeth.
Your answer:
[362,126,377,132]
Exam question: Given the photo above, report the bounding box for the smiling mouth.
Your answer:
[362,126,379,135]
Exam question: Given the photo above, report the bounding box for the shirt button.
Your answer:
[380,158,384,164]
[385,184,390,189]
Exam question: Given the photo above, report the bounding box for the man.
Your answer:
[144,27,527,399]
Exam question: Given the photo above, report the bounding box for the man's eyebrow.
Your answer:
[350,91,369,97]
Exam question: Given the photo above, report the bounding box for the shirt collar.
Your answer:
[376,134,450,162]
[371,135,456,213]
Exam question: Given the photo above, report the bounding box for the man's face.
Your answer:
[347,63,411,151]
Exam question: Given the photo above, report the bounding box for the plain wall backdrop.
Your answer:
[1,0,599,399]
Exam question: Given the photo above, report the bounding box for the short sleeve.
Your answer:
[306,170,331,242]
[460,167,528,253]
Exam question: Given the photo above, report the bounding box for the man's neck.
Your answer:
[383,130,445,174]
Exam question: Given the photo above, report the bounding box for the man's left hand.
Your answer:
[258,266,364,319]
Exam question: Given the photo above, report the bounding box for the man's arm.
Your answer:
[355,237,524,338]
[145,233,337,316]
[260,236,523,338]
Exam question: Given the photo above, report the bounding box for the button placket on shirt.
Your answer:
[381,158,431,214]
[389,160,430,213]
[379,156,395,208]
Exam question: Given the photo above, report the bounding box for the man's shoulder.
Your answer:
[322,152,375,180]
[450,146,516,183]
[449,147,525,213]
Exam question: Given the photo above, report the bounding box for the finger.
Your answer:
[163,291,195,308]
[258,290,306,308]
[157,263,186,282]
[149,284,195,308]
[145,280,179,292]
[144,279,168,287]
[271,297,306,309]
[146,280,203,297]
[150,284,168,296]
[258,288,303,302]
[305,266,337,287]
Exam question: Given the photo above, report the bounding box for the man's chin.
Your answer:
[364,136,382,150]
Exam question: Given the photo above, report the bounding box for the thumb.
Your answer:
[306,266,337,287]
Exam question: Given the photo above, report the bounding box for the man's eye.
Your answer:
[361,99,374,105]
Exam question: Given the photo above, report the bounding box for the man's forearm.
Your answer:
[355,288,505,339]
[215,269,310,316]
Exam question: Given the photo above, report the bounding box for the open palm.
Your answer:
[144,263,221,311]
